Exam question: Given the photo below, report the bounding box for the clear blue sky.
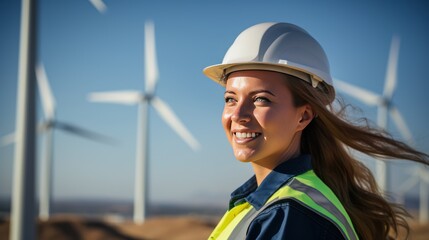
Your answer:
[1,0,428,208]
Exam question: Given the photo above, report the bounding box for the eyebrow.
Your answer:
[224,89,276,96]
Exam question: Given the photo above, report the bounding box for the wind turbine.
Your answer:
[334,36,413,193]
[88,21,200,224]
[36,63,116,220]
[2,63,114,220]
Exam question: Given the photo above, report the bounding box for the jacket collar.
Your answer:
[229,154,313,210]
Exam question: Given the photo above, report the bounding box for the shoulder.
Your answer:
[246,198,345,240]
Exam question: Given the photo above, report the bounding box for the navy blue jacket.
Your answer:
[228,155,346,239]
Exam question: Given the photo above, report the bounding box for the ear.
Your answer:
[296,104,314,132]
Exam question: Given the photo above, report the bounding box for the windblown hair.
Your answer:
[282,74,429,240]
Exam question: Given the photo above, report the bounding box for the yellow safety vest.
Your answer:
[209,170,359,240]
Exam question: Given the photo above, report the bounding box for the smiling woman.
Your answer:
[203,22,429,240]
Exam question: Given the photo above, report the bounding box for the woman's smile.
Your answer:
[233,131,262,143]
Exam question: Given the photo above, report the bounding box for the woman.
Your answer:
[203,22,429,239]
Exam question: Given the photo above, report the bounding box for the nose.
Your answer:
[231,102,252,123]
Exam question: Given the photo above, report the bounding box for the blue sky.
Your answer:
[1,0,428,208]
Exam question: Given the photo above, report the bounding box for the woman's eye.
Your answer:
[224,97,236,103]
[254,97,270,103]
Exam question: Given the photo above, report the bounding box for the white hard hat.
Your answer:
[203,22,334,100]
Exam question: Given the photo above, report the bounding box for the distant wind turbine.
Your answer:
[1,64,114,220]
[334,36,413,193]
[88,21,200,224]
[36,63,115,220]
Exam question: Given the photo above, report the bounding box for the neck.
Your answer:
[251,135,302,186]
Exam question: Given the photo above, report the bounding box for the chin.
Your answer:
[235,157,252,163]
[233,149,257,163]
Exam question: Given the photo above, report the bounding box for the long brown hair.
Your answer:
[283,74,429,239]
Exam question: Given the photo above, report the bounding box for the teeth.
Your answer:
[235,132,259,139]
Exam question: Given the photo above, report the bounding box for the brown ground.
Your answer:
[0,215,217,240]
[0,215,428,240]
[399,221,429,240]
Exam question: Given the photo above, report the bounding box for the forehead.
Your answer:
[225,70,289,90]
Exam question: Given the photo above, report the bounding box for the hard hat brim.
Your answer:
[203,62,329,88]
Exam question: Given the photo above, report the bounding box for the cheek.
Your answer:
[255,108,284,128]
[259,109,299,136]
[222,109,232,136]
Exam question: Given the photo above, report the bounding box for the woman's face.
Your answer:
[222,70,311,168]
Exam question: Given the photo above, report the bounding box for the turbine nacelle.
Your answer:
[39,120,55,132]
[143,93,155,102]
[380,98,392,109]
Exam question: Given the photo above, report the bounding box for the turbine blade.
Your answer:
[54,121,116,144]
[333,78,381,106]
[144,21,159,95]
[1,133,15,146]
[151,97,200,151]
[36,63,56,120]
[383,36,400,99]
[88,91,142,105]
[89,0,107,13]
[389,106,414,144]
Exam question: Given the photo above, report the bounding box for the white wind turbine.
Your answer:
[334,36,413,193]
[38,63,115,220]
[88,21,200,224]
[36,63,114,220]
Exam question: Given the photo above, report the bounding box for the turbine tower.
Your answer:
[10,0,37,239]
[88,21,200,223]
[334,36,413,192]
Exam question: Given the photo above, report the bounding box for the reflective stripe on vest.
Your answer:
[209,170,359,240]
